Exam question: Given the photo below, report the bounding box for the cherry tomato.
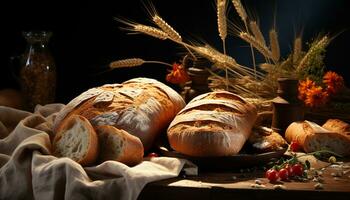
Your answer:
[291,163,304,177]
[147,152,159,158]
[278,168,289,180]
[266,169,279,182]
[290,140,301,152]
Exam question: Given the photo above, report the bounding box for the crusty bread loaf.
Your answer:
[54,78,185,151]
[95,125,144,166]
[53,115,99,166]
[167,91,257,157]
[248,126,288,153]
[322,119,350,135]
[285,120,350,156]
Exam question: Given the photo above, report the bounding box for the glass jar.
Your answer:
[20,31,56,111]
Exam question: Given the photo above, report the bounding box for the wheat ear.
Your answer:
[110,58,145,68]
[217,0,227,42]
[110,58,173,69]
[153,15,182,42]
[239,32,273,59]
[217,0,228,89]
[232,0,247,22]
[134,24,169,40]
[297,35,329,71]
[259,63,275,72]
[249,21,266,46]
[269,29,280,63]
[293,37,302,63]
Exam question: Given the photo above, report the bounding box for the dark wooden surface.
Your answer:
[139,162,350,200]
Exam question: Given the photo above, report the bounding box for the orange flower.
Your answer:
[166,63,190,84]
[304,86,329,107]
[323,71,344,94]
[298,78,317,101]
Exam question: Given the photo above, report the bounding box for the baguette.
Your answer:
[285,120,350,156]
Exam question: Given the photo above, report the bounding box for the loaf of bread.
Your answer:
[322,119,350,135]
[54,78,185,152]
[53,115,99,166]
[285,120,350,156]
[95,125,144,166]
[167,91,257,157]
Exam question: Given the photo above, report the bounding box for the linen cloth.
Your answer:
[0,104,195,200]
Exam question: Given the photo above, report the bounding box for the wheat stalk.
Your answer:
[239,32,273,59]
[110,58,145,68]
[153,15,182,42]
[293,37,302,63]
[269,29,280,63]
[259,63,275,72]
[232,0,247,23]
[110,58,173,69]
[297,35,329,71]
[249,21,266,46]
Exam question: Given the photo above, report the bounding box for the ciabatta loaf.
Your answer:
[95,125,144,166]
[285,120,350,156]
[54,78,185,151]
[167,91,257,157]
[53,115,99,166]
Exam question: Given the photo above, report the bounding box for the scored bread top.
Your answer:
[168,91,257,134]
[54,78,185,151]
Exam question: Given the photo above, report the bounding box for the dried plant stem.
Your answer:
[110,58,172,69]
[293,37,302,64]
[239,32,273,61]
[269,29,280,63]
[297,35,329,71]
[245,22,257,80]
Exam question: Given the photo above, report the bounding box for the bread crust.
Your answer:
[167,91,257,157]
[53,78,185,151]
[285,120,350,156]
[95,125,144,166]
[53,115,99,166]
[322,119,350,136]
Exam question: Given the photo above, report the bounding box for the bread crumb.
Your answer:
[250,183,266,188]
[255,179,262,185]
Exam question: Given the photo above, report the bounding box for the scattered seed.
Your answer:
[314,183,324,190]
[232,176,237,180]
[255,179,262,185]
[273,185,286,190]
[331,171,343,177]
[250,183,266,188]
[333,177,341,181]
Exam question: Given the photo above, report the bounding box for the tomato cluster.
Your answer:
[265,163,304,182]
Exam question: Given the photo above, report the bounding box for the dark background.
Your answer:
[1,0,350,103]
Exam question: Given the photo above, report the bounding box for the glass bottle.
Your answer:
[20,31,56,111]
[271,78,304,137]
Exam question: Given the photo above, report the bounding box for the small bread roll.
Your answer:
[285,120,350,156]
[53,115,99,166]
[95,125,144,166]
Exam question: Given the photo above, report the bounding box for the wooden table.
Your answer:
[139,162,350,200]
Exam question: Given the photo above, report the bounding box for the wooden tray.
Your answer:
[158,146,288,171]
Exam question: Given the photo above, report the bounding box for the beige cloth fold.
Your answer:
[0,104,195,200]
